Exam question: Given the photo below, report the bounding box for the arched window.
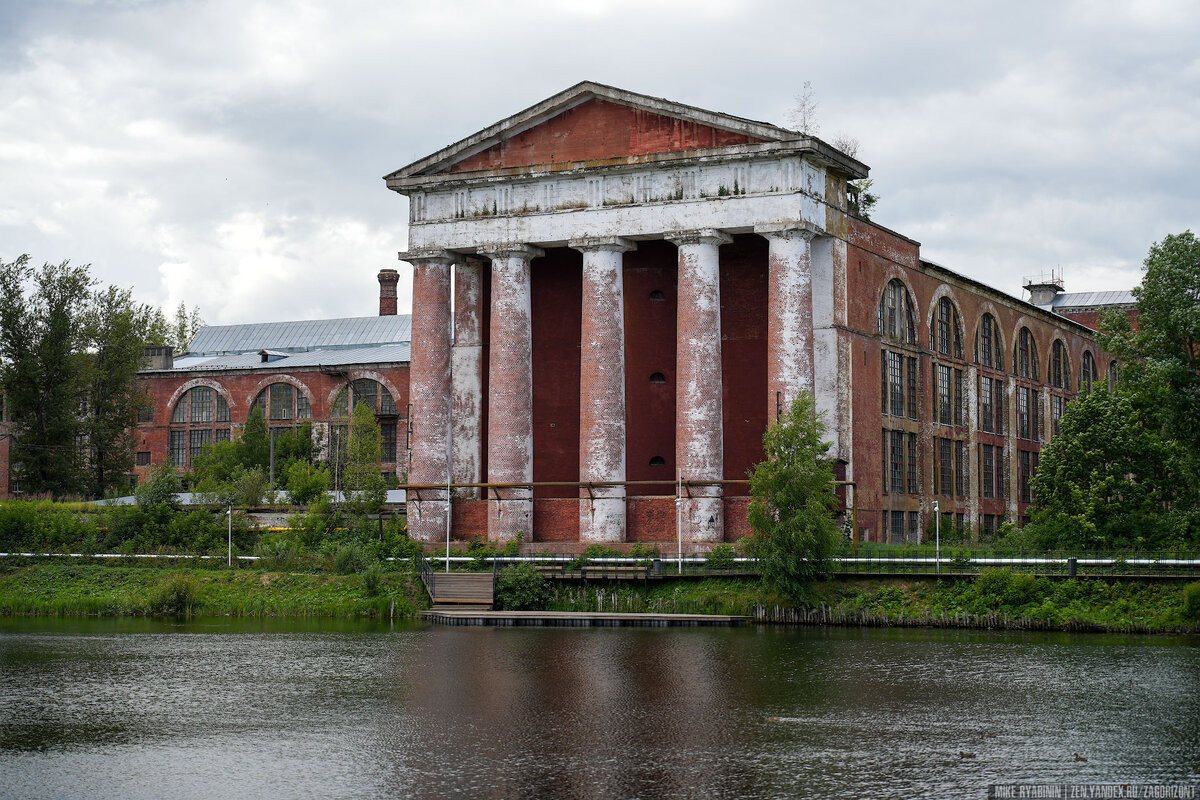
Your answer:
[330,378,399,463]
[251,383,312,425]
[932,296,963,358]
[975,313,1004,370]
[878,279,917,344]
[1081,351,1097,390]
[169,386,231,469]
[1015,327,1039,380]
[1050,340,1070,390]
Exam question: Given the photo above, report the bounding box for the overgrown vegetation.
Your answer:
[543,572,1199,632]
[0,563,425,618]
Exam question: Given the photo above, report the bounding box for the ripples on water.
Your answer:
[1,618,1197,799]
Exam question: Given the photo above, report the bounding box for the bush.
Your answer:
[494,563,548,611]
[363,563,384,596]
[706,543,736,570]
[283,460,330,506]
[1185,582,1200,620]
[334,544,368,575]
[150,574,201,615]
[629,542,660,558]
[256,533,302,570]
[135,464,181,508]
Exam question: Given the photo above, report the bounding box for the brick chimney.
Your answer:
[378,268,399,316]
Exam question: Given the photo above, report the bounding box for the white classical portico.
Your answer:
[387,81,866,544]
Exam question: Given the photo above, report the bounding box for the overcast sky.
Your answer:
[2,0,1197,326]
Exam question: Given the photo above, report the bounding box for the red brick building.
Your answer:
[388,81,1128,546]
[131,271,411,487]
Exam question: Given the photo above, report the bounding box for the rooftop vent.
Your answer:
[1023,269,1065,305]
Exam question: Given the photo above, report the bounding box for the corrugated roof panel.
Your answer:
[1051,290,1136,308]
[188,315,412,356]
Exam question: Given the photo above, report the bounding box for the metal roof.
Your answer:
[154,343,411,374]
[188,315,412,356]
[1050,290,1136,309]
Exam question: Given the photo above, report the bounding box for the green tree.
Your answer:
[236,405,270,471]
[0,256,166,498]
[172,301,204,353]
[1029,386,1198,549]
[1102,230,1200,458]
[0,256,94,495]
[343,401,386,516]
[746,393,841,596]
[81,285,157,498]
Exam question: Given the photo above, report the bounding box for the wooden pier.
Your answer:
[420,609,752,628]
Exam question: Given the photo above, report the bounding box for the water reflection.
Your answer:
[1,619,1197,799]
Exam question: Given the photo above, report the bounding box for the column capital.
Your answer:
[479,243,544,260]
[568,236,637,254]
[664,228,732,248]
[754,221,823,241]
[399,248,457,266]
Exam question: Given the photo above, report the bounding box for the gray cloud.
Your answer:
[1,0,1196,324]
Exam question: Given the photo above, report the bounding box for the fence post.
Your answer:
[1068,556,1077,577]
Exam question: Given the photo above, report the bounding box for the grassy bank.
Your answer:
[544,571,1200,634]
[0,562,428,618]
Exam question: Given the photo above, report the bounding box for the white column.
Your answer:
[667,228,731,543]
[482,243,543,544]
[571,237,635,542]
[759,223,819,423]
[403,249,454,542]
[452,257,484,497]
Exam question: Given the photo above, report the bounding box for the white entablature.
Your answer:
[385,80,867,253]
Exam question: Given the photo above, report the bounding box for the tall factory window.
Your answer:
[932,296,964,358]
[252,383,313,425]
[330,378,400,463]
[1081,350,1098,391]
[1050,340,1071,390]
[975,313,1004,370]
[168,386,231,469]
[1016,327,1039,380]
[879,279,917,343]
[979,376,1006,433]
[880,351,918,418]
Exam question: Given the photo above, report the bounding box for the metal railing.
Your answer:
[414,551,436,597]
[443,552,758,580]
[831,549,1200,578]
[431,549,1200,580]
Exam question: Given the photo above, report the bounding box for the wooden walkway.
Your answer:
[420,609,752,627]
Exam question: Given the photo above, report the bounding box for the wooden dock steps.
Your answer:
[426,573,494,608]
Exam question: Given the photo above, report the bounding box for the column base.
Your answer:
[682,491,724,543]
[407,492,450,542]
[579,489,626,543]
[488,489,533,544]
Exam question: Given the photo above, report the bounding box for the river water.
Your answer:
[1,618,1197,799]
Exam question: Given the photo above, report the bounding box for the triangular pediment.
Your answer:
[386,81,796,182]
